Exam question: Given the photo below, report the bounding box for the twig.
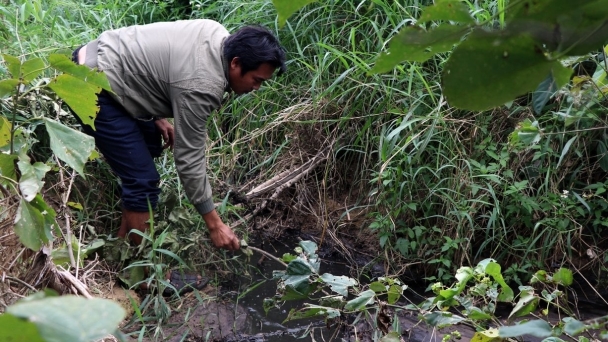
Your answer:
[246,246,287,267]
[55,156,77,269]
[57,270,92,298]
[2,274,37,292]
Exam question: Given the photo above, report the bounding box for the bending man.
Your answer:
[74,20,286,251]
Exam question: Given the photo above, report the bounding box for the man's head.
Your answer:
[224,25,286,94]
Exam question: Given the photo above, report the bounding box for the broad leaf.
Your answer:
[422,311,466,328]
[44,118,94,177]
[484,261,514,302]
[17,156,50,202]
[48,54,112,91]
[284,304,340,323]
[563,317,586,335]
[0,79,20,97]
[14,198,47,250]
[7,295,125,342]
[0,153,17,181]
[371,24,467,73]
[443,29,563,110]
[532,73,557,114]
[370,281,386,293]
[509,287,539,319]
[0,115,11,147]
[47,74,100,129]
[0,314,45,342]
[30,194,59,241]
[21,58,45,83]
[598,140,608,172]
[418,0,475,24]
[344,289,375,311]
[286,258,314,276]
[506,0,608,56]
[509,119,541,146]
[471,328,501,342]
[552,268,573,286]
[272,0,317,27]
[2,54,21,78]
[320,274,357,296]
[499,320,553,338]
[387,284,402,304]
[380,332,402,342]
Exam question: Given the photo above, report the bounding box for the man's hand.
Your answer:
[155,118,174,150]
[202,209,240,251]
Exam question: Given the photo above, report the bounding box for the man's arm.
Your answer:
[172,89,240,251]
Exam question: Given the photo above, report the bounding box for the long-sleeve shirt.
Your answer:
[83,19,230,215]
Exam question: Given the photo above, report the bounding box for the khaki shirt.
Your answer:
[84,19,230,215]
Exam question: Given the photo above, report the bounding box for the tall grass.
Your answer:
[4,0,607,297]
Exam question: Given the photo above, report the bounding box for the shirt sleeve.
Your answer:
[172,88,222,216]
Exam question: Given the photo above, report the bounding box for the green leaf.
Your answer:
[443,29,562,111]
[21,58,45,83]
[484,261,514,302]
[0,115,11,147]
[472,328,501,342]
[14,198,47,250]
[299,240,318,256]
[509,287,539,319]
[418,0,475,24]
[556,136,576,169]
[47,74,100,129]
[598,141,608,172]
[320,273,357,296]
[370,281,387,293]
[563,317,586,335]
[467,307,493,320]
[0,79,20,98]
[344,289,375,311]
[48,54,112,92]
[0,153,17,181]
[272,0,317,27]
[7,295,126,342]
[380,332,402,342]
[499,320,553,338]
[371,24,468,73]
[286,258,313,276]
[2,54,21,78]
[284,304,340,323]
[17,156,51,201]
[532,73,557,114]
[44,118,94,177]
[30,194,59,241]
[0,314,45,342]
[552,268,573,286]
[506,0,608,56]
[387,284,402,304]
[422,311,466,328]
[509,119,541,146]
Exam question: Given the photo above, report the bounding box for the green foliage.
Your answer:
[369,0,606,111]
[272,0,317,27]
[2,291,126,342]
[267,244,608,341]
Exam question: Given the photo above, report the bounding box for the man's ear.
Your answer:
[230,57,240,69]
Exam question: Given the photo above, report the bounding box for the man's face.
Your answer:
[228,58,276,95]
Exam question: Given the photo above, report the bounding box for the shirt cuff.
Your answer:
[194,198,215,216]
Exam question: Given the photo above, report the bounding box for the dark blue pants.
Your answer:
[71,47,162,212]
[81,93,163,212]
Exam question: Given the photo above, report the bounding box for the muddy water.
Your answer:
[224,237,344,341]
[221,236,477,342]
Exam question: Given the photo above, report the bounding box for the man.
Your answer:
[74,20,286,257]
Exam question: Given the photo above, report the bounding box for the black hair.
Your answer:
[224,25,287,76]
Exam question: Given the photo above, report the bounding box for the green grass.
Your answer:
[3,0,608,327]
